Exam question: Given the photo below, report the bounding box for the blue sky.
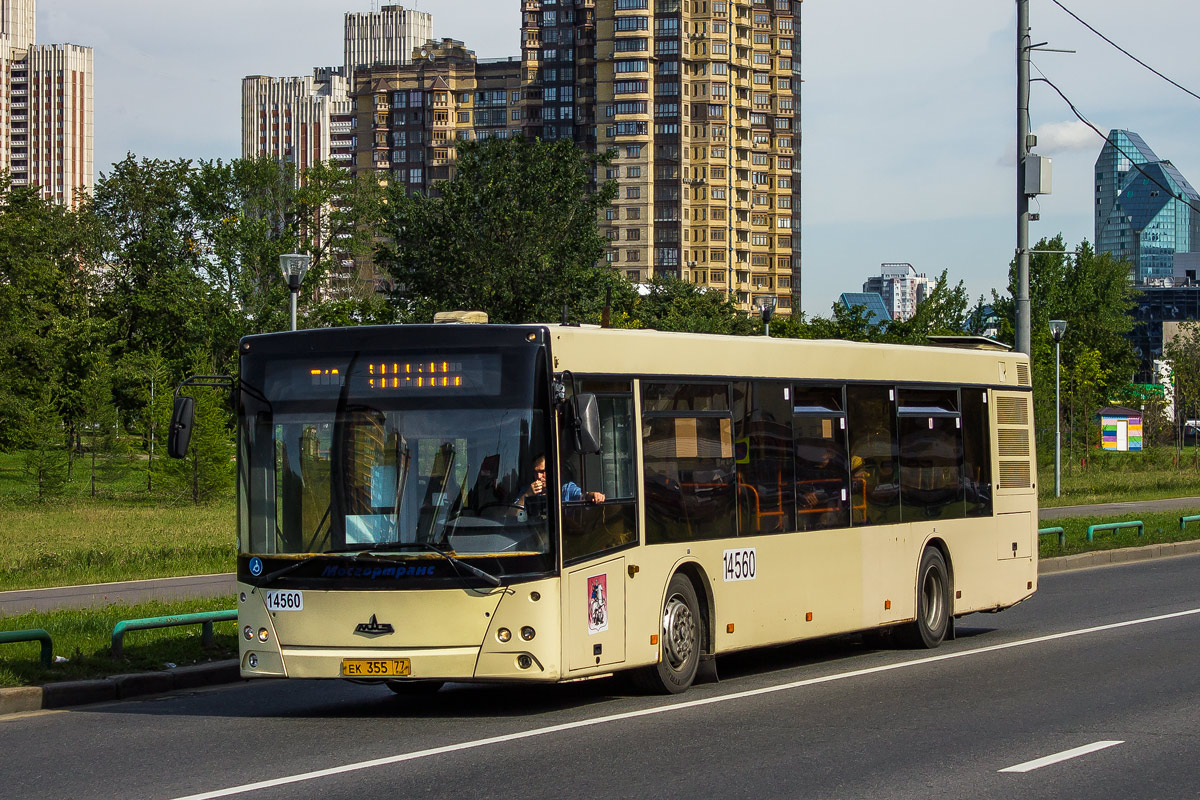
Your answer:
[39,0,1200,316]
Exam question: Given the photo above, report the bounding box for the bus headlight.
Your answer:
[520,626,536,641]
[243,625,254,640]
[247,653,258,668]
[258,628,270,642]
[497,628,512,643]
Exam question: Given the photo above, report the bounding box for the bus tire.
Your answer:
[898,547,950,649]
[632,574,702,694]
[385,679,444,695]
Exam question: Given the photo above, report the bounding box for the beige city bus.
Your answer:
[173,321,1037,695]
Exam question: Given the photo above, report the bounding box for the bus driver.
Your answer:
[517,455,605,509]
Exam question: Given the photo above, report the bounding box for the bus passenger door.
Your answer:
[566,557,626,671]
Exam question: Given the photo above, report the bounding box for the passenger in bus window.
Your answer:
[517,455,605,507]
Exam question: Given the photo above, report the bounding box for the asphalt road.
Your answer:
[3,553,1199,800]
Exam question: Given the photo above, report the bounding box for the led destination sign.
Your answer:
[290,353,501,396]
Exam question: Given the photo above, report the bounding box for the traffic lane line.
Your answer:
[169,606,1200,800]
[1000,740,1125,773]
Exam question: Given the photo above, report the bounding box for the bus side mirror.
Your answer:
[571,393,602,455]
[167,396,195,459]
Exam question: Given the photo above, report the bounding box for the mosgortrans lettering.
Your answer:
[320,564,437,579]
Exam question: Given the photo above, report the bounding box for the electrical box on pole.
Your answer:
[1023,155,1052,196]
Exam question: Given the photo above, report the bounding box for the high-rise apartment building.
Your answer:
[345,4,433,77]
[353,39,527,194]
[242,68,353,173]
[522,0,803,315]
[0,0,93,206]
[862,263,930,322]
[242,5,433,168]
[1095,129,1200,286]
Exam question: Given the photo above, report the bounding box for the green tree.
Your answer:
[882,270,970,344]
[995,236,1138,459]
[21,385,68,500]
[79,355,125,497]
[0,173,97,450]
[377,135,620,323]
[616,276,756,334]
[91,155,237,376]
[1164,321,1200,465]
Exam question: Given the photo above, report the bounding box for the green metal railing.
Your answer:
[1038,526,1066,548]
[1181,515,1200,531]
[0,628,53,668]
[111,610,236,658]
[1086,520,1144,543]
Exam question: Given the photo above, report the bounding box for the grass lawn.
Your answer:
[1038,446,1200,508]
[0,499,235,591]
[0,596,237,688]
[1037,506,1200,559]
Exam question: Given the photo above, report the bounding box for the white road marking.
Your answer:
[170,606,1200,800]
[999,740,1124,773]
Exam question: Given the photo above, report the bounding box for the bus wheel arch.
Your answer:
[632,564,710,694]
[898,542,952,649]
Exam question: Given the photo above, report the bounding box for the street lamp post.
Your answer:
[755,294,777,337]
[279,253,312,331]
[1050,319,1068,497]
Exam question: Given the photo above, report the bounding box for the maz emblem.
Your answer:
[354,614,394,636]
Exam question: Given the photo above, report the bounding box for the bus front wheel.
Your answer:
[633,574,702,694]
[899,547,950,649]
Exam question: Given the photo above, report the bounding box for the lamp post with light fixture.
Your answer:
[755,294,777,337]
[280,253,312,331]
[1050,319,1067,497]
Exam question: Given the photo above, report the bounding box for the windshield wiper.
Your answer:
[360,542,502,587]
[256,551,399,587]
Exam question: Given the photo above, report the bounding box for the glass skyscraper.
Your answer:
[1095,129,1200,285]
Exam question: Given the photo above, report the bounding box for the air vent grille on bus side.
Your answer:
[1016,363,1031,386]
[996,396,1029,426]
[994,393,1034,490]
[997,429,1030,458]
[998,461,1032,488]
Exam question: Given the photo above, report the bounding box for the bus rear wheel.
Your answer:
[898,547,950,649]
[632,574,702,694]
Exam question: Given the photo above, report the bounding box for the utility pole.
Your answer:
[1016,0,1032,356]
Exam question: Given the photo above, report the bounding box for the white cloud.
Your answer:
[1033,121,1103,154]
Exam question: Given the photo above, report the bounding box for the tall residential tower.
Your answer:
[1,0,93,205]
[522,0,803,315]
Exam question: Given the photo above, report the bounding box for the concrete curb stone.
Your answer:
[2,659,240,715]
[1039,538,1200,574]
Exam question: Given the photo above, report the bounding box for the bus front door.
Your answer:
[565,556,626,672]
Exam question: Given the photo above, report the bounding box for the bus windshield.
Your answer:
[237,341,551,571]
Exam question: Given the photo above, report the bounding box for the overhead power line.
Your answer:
[1031,71,1200,217]
[1049,0,1200,103]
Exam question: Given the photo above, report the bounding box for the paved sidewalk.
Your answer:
[1040,496,1200,520]
[0,573,236,616]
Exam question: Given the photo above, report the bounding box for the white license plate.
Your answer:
[264,589,303,611]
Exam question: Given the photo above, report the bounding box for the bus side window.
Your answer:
[846,385,900,526]
[642,382,736,544]
[897,388,965,522]
[961,389,992,517]
[733,381,795,534]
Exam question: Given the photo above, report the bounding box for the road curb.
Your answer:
[1,660,240,715]
[1040,538,1200,574]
